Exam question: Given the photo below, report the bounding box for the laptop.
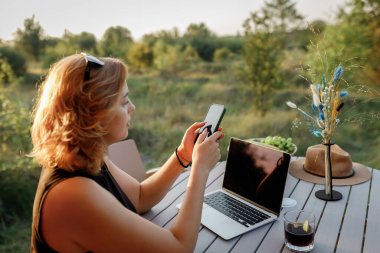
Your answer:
[200,137,291,240]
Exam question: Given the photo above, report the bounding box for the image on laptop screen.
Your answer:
[223,138,290,215]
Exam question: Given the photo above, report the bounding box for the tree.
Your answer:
[323,0,380,87]
[213,47,233,62]
[182,45,199,64]
[309,0,380,86]
[153,40,183,76]
[14,15,45,61]
[41,30,98,69]
[183,23,217,61]
[63,31,97,52]
[243,13,282,115]
[98,26,133,60]
[309,19,327,34]
[0,59,14,85]
[0,45,27,84]
[184,23,214,38]
[141,27,181,49]
[263,0,304,33]
[41,36,71,69]
[242,0,303,115]
[127,43,153,71]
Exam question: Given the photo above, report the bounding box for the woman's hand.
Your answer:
[176,122,206,163]
[191,130,223,174]
[177,122,224,164]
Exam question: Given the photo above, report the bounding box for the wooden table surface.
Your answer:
[142,158,380,253]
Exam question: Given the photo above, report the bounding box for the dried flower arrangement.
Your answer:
[286,65,348,145]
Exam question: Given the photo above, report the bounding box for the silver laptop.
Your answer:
[201,137,291,240]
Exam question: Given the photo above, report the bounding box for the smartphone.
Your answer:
[195,104,226,143]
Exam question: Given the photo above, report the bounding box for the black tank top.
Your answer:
[31,164,137,253]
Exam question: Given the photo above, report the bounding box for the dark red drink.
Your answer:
[285,223,314,247]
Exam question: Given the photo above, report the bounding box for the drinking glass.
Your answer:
[284,210,315,252]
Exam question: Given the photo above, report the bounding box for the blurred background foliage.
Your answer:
[0,0,379,251]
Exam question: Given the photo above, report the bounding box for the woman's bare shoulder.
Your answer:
[41,176,123,251]
[43,176,104,215]
[41,176,184,252]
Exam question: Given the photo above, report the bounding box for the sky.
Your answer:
[0,0,344,41]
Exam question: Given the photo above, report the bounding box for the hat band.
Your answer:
[302,165,355,179]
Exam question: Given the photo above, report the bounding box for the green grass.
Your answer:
[0,220,31,252]
[128,72,380,170]
[1,63,379,252]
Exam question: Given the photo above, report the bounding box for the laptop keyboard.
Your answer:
[204,191,270,227]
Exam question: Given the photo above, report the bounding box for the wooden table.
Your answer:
[142,158,379,253]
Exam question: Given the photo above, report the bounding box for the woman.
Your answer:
[30,53,223,252]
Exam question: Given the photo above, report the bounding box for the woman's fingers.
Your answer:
[196,129,208,145]
[207,131,223,142]
[190,122,206,133]
[216,133,225,142]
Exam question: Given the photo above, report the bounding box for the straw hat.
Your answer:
[289,144,371,185]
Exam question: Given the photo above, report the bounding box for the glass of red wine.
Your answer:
[284,210,316,252]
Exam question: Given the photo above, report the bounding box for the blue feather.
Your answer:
[312,130,322,137]
[312,104,318,112]
[340,90,348,97]
[333,65,344,82]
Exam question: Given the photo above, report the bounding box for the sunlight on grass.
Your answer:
[1,52,379,253]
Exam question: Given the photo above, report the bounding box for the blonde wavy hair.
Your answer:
[31,54,127,175]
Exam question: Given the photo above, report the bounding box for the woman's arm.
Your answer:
[170,130,222,249]
[42,130,222,253]
[106,152,185,214]
[138,122,224,213]
[108,122,213,213]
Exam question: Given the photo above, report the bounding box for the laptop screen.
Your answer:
[223,138,290,215]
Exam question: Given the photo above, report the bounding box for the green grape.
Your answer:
[261,135,295,153]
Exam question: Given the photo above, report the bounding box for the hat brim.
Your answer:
[289,158,371,186]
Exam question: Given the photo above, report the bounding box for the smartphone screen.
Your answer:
[195,104,226,142]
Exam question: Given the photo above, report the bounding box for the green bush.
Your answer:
[0,91,32,161]
[127,43,153,71]
[0,164,40,224]
[213,47,233,62]
[0,46,27,83]
[0,88,39,225]
[0,220,31,252]
[0,59,15,84]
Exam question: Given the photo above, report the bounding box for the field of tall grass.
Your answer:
[128,67,380,170]
[1,61,379,252]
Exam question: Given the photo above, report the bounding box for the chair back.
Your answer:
[108,139,147,182]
